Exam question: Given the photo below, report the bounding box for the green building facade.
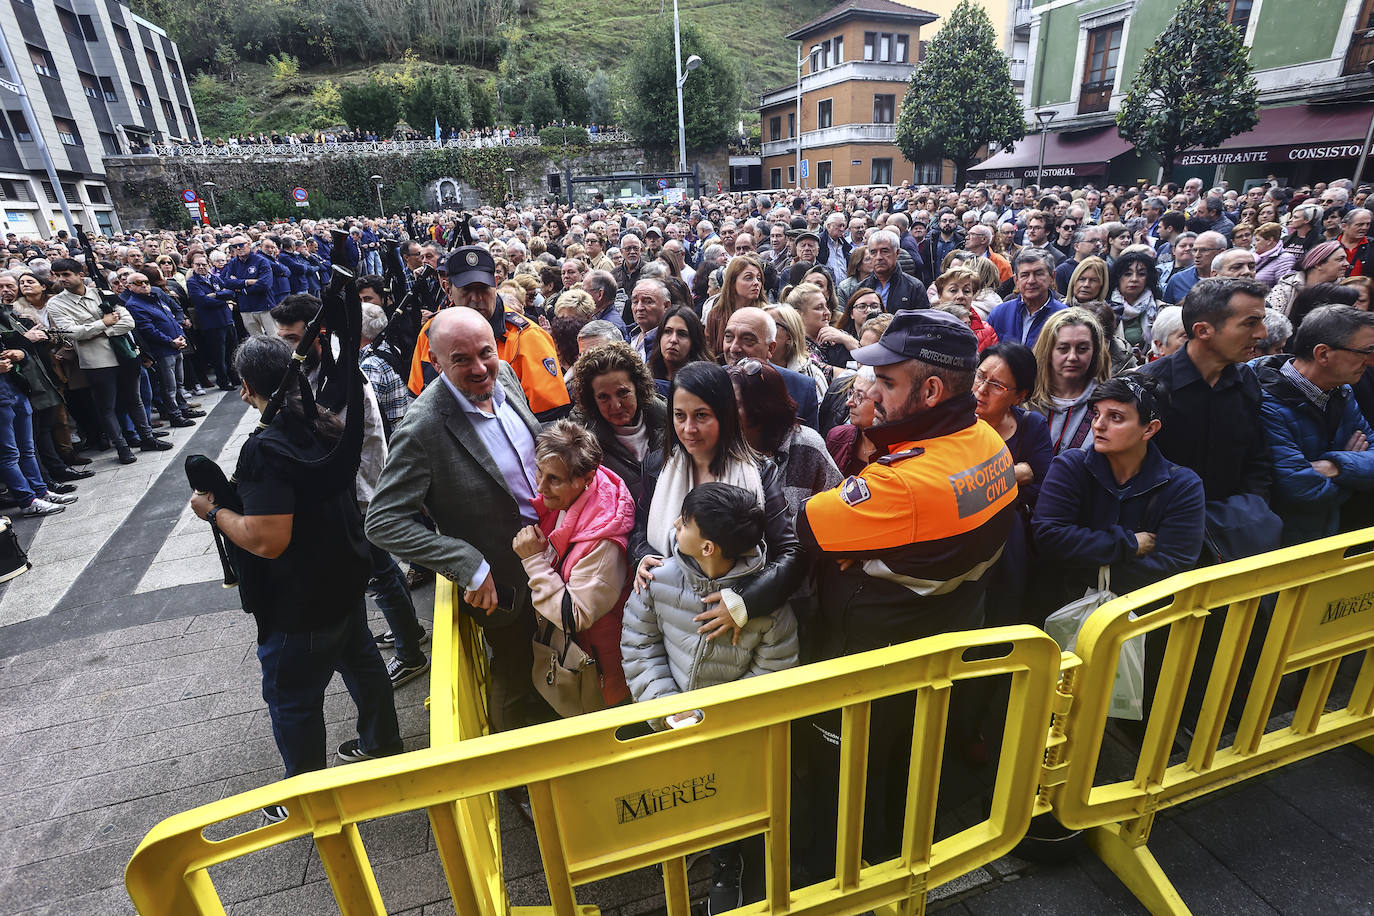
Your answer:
[976,0,1374,187]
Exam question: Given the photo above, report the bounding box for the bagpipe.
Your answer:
[74,227,124,315]
[185,228,365,588]
[366,208,475,365]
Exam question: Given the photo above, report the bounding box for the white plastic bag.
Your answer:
[1044,566,1145,721]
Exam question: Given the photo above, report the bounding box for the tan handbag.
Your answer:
[531,591,605,718]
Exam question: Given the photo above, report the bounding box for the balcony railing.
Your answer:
[117,131,635,162]
[1345,27,1374,75]
[1078,79,1113,115]
[1010,60,1027,84]
[1014,6,1032,32]
[803,122,897,145]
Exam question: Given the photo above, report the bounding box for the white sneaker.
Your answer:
[21,498,65,517]
[42,492,78,505]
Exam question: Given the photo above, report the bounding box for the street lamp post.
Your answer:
[1354,61,1374,188]
[504,167,516,200]
[201,181,220,226]
[672,0,702,174]
[370,174,383,216]
[796,43,821,189]
[1034,109,1057,187]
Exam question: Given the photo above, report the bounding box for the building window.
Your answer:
[96,211,114,233]
[79,15,99,41]
[788,165,796,185]
[787,112,795,138]
[834,35,843,64]
[915,160,941,184]
[169,59,182,81]
[810,36,844,72]
[871,158,893,185]
[133,83,150,108]
[145,48,162,72]
[817,161,832,188]
[55,118,82,147]
[770,168,782,190]
[8,111,33,142]
[99,131,120,155]
[61,181,79,200]
[114,25,133,50]
[86,184,108,204]
[1080,22,1123,114]
[39,181,59,203]
[0,179,30,201]
[181,105,194,131]
[1227,0,1253,33]
[80,71,101,100]
[28,45,56,79]
[99,76,118,102]
[873,94,896,124]
[57,7,82,37]
[864,32,911,63]
[769,116,782,141]
[817,99,832,130]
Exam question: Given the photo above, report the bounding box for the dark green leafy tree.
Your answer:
[1116,0,1258,181]
[624,18,741,150]
[587,69,614,125]
[547,61,591,124]
[470,76,496,128]
[895,0,1023,187]
[338,78,401,134]
[525,70,561,126]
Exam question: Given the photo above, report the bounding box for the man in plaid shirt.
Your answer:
[360,303,413,441]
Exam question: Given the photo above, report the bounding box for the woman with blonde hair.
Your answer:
[766,303,828,399]
[960,256,1004,319]
[1067,256,1109,306]
[1029,307,1110,455]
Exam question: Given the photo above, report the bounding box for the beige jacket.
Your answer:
[48,286,135,370]
[521,539,627,632]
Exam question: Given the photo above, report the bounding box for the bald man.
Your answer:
[367,307,544,732]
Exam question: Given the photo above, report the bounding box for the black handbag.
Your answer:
[530,590,605,718]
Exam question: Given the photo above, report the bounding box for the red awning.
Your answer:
[969,127,1135,180]
[1176,104,1374,167]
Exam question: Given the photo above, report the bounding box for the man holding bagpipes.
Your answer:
[187,241,401,821]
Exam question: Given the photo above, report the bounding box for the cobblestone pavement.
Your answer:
[0,391,1371,915]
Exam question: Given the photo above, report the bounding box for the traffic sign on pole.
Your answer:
[800,159,809,179]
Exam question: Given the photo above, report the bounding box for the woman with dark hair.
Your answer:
[728,357,841,518]
[648,305,711,392]
[1032,374,1205,609]
[570,341,665,505]
[1108,250,1165,355]
[816,287,883,368]
[1288,282,1360,334]
[974,342,1052,625]
[878,194,894,215]
[630,361,805,641]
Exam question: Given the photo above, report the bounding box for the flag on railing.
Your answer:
[434,117,441,141]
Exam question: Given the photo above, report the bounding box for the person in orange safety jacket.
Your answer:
[408,245,570,422]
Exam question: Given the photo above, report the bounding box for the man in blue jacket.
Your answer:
[990,249,1066,348]
[1253,304,1374,546]
[187,252,238,390]
[859,230,930,314]
[277,238,310,294]
[124,273,199,428]
[220,235,278,336]
[258,237,293,305]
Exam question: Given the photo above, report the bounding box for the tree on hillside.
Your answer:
[1116,0,1258,182]
[471,76,496,128]
[525,70,561,127]
[895,0,1023,187]
[547,61,592,124]
[339,78,401,134]
[587,69,614,125]
[624,18,741,151]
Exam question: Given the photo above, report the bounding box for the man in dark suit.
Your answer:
[860,229,931,314]
[721,306,820,430]
[366,307,543,732]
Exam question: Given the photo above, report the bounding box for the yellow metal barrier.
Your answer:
[1041,529,1374,915]
[125,625,1061,916]
[428,578,493,745]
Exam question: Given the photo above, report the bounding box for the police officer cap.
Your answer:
[851,308,979,370]
[446,245,495,287]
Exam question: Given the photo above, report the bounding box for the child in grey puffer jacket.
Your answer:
[621,483,799,704]
[620,482,798,914]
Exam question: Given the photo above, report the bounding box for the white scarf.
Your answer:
[1112,287,1154,322]
[646,448,763,556]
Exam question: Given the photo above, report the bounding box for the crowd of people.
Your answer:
[12,170,1374,912]
[135,122,626,154]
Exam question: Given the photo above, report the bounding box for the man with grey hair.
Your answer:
[991,248,1065,347]
[859,229,930,313]
[818,211,851,280]
[582,269,627,338]
[1054,225,1104,294]
[1339,208,1372,276]
[1201,196,1236,243]
[720,306,819,428]
[1255,304,1374,545]
[629,278,669,363]
[1211,247,1257,279]
[576,319,623,355]
[1165,230,1228,302]
[963,224,1011,284]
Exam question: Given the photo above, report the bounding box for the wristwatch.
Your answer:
[206,506,222,527]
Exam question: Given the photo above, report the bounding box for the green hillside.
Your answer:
[136,0,833,136]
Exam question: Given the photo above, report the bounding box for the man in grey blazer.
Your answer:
[366,308,543,731]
